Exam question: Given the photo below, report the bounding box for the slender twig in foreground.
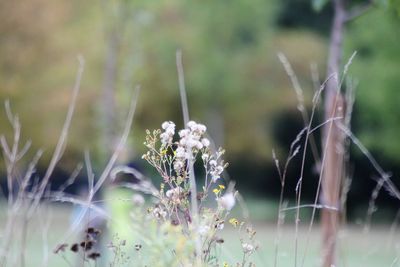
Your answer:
[28,56,85,217]
[60,86,140,243]
[176,49,201,265]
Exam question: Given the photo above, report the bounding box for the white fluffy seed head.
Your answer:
[201,153,209,161]
[175,146,185,158]
[162,121,175,130]
[179,129,190,137]
[242,243,254,253]
[201,138,210,147]
[218,192,235,211]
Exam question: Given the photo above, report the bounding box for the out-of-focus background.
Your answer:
[1,0,400,265]
[1,0,400,216]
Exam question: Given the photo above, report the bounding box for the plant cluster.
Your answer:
[51,120,258,267]
[54,227,102,265]
[139,120,258,266]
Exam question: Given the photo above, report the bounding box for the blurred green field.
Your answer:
[1,200,398,267]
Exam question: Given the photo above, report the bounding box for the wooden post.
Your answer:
[321,94,345,267]
[321,0,346,266]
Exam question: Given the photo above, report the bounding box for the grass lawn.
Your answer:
[0,201,398,267]
[221,223,398,267]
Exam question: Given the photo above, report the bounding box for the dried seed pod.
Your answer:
[70,243,79,253]
[86,227,101,236]
[86,227,95,234]
[215,238,225,244]
[87,252,101,260]
[80,240,94,251]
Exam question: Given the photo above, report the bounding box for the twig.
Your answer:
[339,124,400,200]
[40,192,52,267]
[273,128,306,267]
[56,163,83,196]
[176,49,201,265]
[364,177,384,233]
[0,108,43,266]
[281,204,339,212]
[176,49,190,125]
[308,116,343,134]
[294,73,331,267]
[59,86,140,243]
[277,53,321,165]
[28,56,85,217]
[93,86,140,196]
[301,53,356,267]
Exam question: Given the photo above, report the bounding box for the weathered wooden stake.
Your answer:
[321,0,346,266]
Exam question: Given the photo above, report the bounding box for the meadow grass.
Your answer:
[1,201,397,267]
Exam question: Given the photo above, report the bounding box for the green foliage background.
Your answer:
[0,0,399,182]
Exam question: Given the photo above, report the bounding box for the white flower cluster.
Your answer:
[178,121,208,150]
[173,121,210,173]
[160,121,176,146]
[242,243,255,254]
[202,147,227,183]
[209,159,224,182]
[152,206,167,220]
[165,186,184,204]
[143,120,228,187]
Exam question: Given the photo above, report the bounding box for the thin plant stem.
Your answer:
[28,56,85,217]
[273,128,306,267]
[59,86,140,244]
[293,74,333,267]
[300,80,341,267]
[176,49,202,265]
[301,52,357,266]
[278,53,321,166]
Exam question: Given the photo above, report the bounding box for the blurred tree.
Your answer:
[311,0,398,266]
[99,0,134,157]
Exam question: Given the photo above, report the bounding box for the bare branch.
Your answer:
[56,163,83,195]
[176,49,201,265]
[28,56,84,216]
[338,124,400,200]
[0,135,11,159]
[93,86,140,195]
[309,116,343,134]
[281,204,339,212]
[176,49,190,126]
[16,140,32,161]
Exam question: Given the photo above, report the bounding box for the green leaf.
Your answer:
[312,0,330,12]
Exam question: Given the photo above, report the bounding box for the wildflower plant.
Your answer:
[141,120,257,266]
[143,120,226,188]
